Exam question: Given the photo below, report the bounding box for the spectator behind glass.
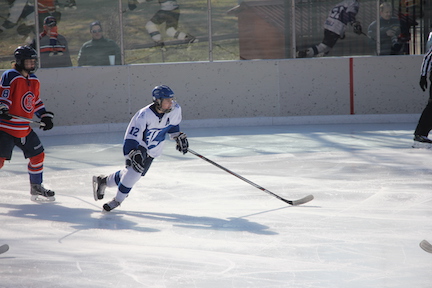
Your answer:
[77,21,121,66]
[367,3,403,55]
[31,16,72,68]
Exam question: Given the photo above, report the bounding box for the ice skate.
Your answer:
[412,135,432,149]
[296,50,307,58]
[64,0,77,9]
[30,184,55,201]
[414,135,432,143]
[103,198,121,212]
[92,175,107,201]
[184,33,198,44]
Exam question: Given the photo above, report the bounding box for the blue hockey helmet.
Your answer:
[152,85,174,100]
[152,85,175,113]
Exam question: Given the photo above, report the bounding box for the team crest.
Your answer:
[21,92,36,113]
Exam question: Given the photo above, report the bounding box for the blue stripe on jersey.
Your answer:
[1,70,22,87]
[0,120,30,127]
[123,139,139,156]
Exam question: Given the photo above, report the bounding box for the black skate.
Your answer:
[64,0,77,9]
[184,34,198,44]
[296,50,307,58]
[412,135,432,149]
[30,184,55,201]
[92,175,107,201]
[103,198,121,212]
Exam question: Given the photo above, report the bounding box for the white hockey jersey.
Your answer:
[136,0,179,11]
[124,102,182,158]
[324,0,360,36]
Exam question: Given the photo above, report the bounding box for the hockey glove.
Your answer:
[420,75,428,91]
[40,111,54,130]
[0,104,12,120]
[128,0,138,10]
[352,21,362,35]
[174,132,189,154]
[128,149,145,173]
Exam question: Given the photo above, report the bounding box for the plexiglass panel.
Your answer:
[0,0,430,68]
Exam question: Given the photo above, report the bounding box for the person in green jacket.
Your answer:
[77,21,121,66]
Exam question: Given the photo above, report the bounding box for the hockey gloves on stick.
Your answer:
[352,21,363,35]
[174,132,189,154]
[0,104,12,120]
[420,75,428,91]
[128,149,145,173]
[40,112,54,131]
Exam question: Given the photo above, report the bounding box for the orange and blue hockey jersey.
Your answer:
[0,69,47,138]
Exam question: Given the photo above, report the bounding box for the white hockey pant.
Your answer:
[106,166,142,203]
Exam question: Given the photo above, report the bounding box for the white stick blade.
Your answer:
[420,240,432,253]
[291,194,314,206]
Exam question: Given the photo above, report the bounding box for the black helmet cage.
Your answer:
[14,46,38,72]
[44,16,57,27]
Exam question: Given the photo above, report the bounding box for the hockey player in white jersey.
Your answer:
[128,0,197,49]
[297,0,362,58]
[92,85,189,212]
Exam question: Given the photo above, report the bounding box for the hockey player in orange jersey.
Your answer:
[0,46,55,201]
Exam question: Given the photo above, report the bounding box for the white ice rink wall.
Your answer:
[3,55,425,127]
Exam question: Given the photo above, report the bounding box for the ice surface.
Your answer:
[1,121,432,288]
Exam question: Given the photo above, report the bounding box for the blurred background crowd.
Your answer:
[0,0,430,68]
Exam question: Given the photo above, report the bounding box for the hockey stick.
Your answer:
[9,114,46,127]
[187,148,314,206]
[0,244,9,255]
[420,239,432,253]
[361,32,372,40]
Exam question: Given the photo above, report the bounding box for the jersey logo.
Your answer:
[21,92,36,113]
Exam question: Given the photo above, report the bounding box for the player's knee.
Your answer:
[145,21,158,33]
